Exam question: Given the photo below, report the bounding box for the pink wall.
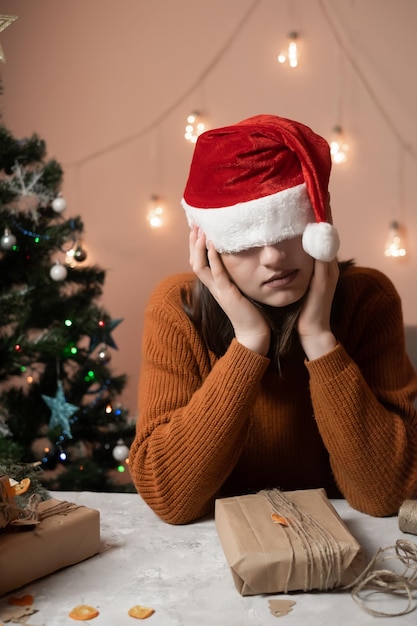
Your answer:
[1,0,417,417]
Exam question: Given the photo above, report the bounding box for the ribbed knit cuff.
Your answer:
[226,338,271,377]
[304,342,351,380]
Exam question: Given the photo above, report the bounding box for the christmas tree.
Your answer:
[0,123,135,492]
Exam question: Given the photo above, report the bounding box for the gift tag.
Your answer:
[268,599,296,618]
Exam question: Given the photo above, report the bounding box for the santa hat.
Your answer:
[181,114,340,262]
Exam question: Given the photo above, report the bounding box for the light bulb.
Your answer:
[184,111,206,143]
[65,244,77,267]
[384,221,407,258]
[147,195,165,229]
[277,31,299,68]
[330,126,349,164]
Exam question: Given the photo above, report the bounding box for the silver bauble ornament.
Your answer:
[112,439,129,462]
[52,196,67,213]
[50,262,68,281]
[1,229,17,250]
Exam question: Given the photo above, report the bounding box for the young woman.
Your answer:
[129,114,417,524]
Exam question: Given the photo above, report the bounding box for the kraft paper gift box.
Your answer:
[0,498,101,596]
[215,488,365,596]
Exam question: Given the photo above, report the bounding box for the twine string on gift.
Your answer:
[23,493,42,521]
[344,539,417,617]
[39,500,82,520]
[261,489,343,592]
[0,492,41,525]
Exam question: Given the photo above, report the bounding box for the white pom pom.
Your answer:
[302,222,340,262]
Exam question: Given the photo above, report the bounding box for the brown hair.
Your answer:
[181,260,353,373]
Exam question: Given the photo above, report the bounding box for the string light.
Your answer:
[65,243,77,266]
[384,146,408,259]
[64,1,259,170]
[277,31,300,68]
[184,111,206,144]
[319,0,413,261]
[330,125,349,164]
[146,195,165,229]
[84,370,96,382]
[384,221,407,258]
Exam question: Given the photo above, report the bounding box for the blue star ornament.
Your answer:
[42,381,78,439]
[89,317,123,352]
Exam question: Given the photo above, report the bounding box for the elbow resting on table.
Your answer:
[135,489,210,525]
[129,463,210,525]
[347,492,405,519]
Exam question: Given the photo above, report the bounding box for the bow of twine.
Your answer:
[0,493,42,526]
[344,539,417,617]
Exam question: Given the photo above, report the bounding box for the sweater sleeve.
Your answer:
[306,270,417,517]
[128,275,270,524]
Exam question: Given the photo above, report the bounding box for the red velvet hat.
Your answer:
[181,114,340,261]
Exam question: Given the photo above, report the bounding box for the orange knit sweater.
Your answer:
[129,266,417,524]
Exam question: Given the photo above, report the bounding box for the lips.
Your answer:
[263,270,298,287]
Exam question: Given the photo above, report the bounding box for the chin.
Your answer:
[260,291,303,308]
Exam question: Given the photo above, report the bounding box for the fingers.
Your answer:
[206,240,229,282]
[188,226,271,355]
[312,258,339,285]
[189,225,212,274]
[189,226,226,291]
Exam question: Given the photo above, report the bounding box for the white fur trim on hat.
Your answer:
[182,183,315,253]
[302,222,340,262]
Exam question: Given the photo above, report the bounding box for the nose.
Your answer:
[258,243,287,266]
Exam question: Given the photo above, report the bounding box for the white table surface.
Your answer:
[2,490,417,626]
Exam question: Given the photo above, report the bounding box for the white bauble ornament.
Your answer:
[112,439,129,462]
[52,196,67,213]
[50,262,68,281]
[1,229,17,250]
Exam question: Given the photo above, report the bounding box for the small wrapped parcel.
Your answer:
[215,488,365,596]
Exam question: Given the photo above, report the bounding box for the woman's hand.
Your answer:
[189,226,271,356]
[297,258,339,360]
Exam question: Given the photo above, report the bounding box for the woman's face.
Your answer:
[220,235,314,307]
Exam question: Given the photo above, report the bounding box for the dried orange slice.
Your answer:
[271,512,289,526]
[13,478,31,495]
[128,605,155,619]
[7,594,34,606]
[68,605,99,620]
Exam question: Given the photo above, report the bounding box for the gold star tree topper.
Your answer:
[0,15,18,63]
